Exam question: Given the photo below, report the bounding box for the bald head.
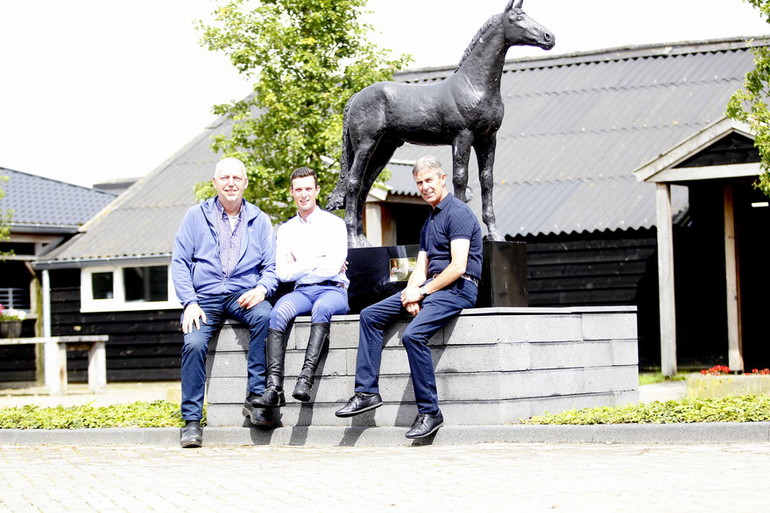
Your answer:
[215,157,246,178]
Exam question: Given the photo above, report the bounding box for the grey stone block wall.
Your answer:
[205,306,639,427]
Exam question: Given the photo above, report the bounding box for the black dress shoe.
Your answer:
[405,410,444,439]
[242,395,275,429]
[180,420,202,448]
[335,392,383,417]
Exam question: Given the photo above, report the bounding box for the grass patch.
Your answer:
[523,395,770,425]
[638,372,688,385]
[0,400,191,429]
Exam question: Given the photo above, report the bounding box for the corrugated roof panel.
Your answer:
[382,163,419,196]
[489,177,688,237]
[52,206,185,260]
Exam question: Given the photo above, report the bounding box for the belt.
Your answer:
[432,274,480,287]
[296,280,346,288]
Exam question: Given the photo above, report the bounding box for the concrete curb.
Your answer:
[2,422,769,446]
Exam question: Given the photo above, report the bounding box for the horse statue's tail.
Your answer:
[326,94,355,211]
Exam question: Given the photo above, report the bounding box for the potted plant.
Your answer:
[0,303,26,338]
[686,365,770,398]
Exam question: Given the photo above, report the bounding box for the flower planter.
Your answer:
[0,321,22,338]
[686,374,770,399]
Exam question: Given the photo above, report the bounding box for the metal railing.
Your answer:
[0,288,29,310]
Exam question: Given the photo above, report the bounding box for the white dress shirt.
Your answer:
[275,207,349,287]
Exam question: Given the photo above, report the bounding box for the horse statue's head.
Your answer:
[503,0,555,51]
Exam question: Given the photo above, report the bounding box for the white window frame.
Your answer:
[81,264,181,313]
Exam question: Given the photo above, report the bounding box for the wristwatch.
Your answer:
[419,285,430,297]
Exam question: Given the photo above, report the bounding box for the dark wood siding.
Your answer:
[521,231,657,305]
[513,229,662,367]
[0,340,37,383]
[49,269,182,382]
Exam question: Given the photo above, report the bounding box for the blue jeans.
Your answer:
[269,284,349,331]
[180,291,272,420]
[354,278,477,414]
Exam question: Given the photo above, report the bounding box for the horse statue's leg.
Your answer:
[346,140,400,248]
[327,133,349,212]
[451,131,474,202]
[343,138,382,248]
[327,101,355,212]
[475,136,506,241]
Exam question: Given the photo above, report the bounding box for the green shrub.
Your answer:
[0,400,194,429]
[3,396,768,429]
[524,395,770,425]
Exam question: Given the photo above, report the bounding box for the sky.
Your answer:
[1,0,768,188]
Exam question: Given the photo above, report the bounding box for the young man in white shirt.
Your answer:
[252,167,349,408]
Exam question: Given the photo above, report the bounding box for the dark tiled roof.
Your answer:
[0,167,117,233]
[36,36,766,264]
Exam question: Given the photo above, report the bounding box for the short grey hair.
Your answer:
[412,156,444,175]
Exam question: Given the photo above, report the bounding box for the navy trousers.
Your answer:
[354,278,477,414]
[180,291,272,420]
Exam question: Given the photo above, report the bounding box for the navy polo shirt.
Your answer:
[419,193,483,280]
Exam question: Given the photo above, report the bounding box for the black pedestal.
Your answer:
[346,241,527,313]
[346,245,419,314]
[477,240,528,308]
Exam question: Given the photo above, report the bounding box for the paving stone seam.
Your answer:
[0,422,768,446]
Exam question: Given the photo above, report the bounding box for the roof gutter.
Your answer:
[9,223,80,235]
[33,253,171,271]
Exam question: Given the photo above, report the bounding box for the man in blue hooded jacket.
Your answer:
[172,157,277,448]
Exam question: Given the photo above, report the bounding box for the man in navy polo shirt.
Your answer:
[336,156,483,439]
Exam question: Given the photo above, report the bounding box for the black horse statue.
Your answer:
[327,0,554,247]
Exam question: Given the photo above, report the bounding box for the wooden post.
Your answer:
[37,270,52,386]
[723,185,743,371]
[42,269,52,338]
[88,341,107,393]
[43,340,66,395]
[364,202,383,246]
[656,183,677,376]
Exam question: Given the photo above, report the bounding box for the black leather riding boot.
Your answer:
[253,328,288,407]
[292,322,330,402]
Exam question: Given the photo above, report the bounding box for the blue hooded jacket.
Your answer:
[171,197,278,307]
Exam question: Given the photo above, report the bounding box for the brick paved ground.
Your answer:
[1,442,768,512]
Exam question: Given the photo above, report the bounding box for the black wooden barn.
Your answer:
[3,36,766,384]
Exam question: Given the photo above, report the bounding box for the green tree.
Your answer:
[726,0,770,197]
[197,0,411,221]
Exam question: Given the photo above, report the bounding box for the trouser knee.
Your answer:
[182,333,209,358]
[401,328,427,349]
[359,305,378,328]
